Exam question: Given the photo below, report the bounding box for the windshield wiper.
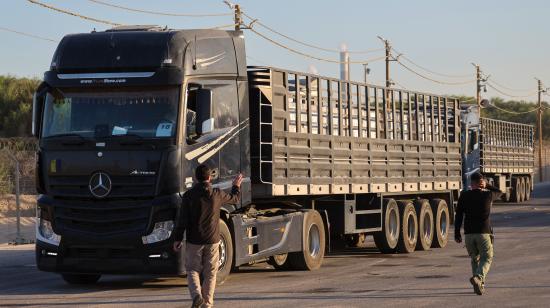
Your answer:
[43,133,87,145]
[105,133,145,145]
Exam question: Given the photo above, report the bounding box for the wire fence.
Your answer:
[0,138,37,245]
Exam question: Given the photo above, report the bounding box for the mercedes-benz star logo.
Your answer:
[89,172,112,198]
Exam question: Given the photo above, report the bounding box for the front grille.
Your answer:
[48,175,156,198]
[54,199,151,235]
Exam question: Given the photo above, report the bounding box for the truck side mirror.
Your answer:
[32,83,48,138]
[196,88,214,135]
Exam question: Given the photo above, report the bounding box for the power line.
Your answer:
[391,47,472,79]
[0,26,57,43]
[486,77,537,93]
[486,82,538,98]
[487,101,540,114]
[395,58,476,85]
[28,0,122,26]
[88,0,232,17]
[242,12,383,55]
[247,27,386,65]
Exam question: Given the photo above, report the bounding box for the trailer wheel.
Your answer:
[414,199,434,251]
[268,253,291,270]
[61,274,101,284]
[511,177,521,203]
[524,177,531,201]
[217,219,234,285]
[397,201,418,253]
[373,199,400,254]
[430,199,449,248]
[519,177,526,203]
[289,210,325,270]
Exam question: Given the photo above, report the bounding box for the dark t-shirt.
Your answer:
[455,185,502,235]
[174,182,240,244]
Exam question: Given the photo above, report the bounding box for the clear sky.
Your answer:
[1,0,549,101]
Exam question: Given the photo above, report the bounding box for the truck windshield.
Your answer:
[41,87,180,139]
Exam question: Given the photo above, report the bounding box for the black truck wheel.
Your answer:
[414,199,434,251]
[511,177,521,203]
[289,210,325,270]
[373,199,400,254]
[524,176,531,201]
[519,177,526,203]
[397,201,418,253]
[217,219,234,285]
[268,253,291,270]
[61,274,101,284]
[430,199,449,248]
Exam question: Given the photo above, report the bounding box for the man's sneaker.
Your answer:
[192,295,204,308]
[470,276,484,295]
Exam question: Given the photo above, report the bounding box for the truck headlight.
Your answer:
[142,220,174,244]
[37,218,61,246]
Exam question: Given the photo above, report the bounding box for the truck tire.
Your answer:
[519,177,526,203]
[373,199,400,254]
[524,176,531,201]
[61,274,101,284]
[430,199,449,248]
[288,210,325,270]
[414,199,433,251]
[217,219,234,285]
[511,177,521,203]
[397,201,418,253]
[267,253,291,270]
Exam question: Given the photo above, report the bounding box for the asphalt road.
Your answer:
[2,183,550,308]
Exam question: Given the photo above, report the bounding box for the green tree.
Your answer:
[0,75,40,137]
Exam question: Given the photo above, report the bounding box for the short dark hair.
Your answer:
[195,164,211,182]
[470,172,485,184]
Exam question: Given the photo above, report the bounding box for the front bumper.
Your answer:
[36,239,182,275]
[35,193,185,275]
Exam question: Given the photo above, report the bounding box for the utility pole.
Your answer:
[475,64,482,107]
[537,78,545,182]
[224,1,242,31]
[234,4,242,31]
[362,63,369,83]
[378,36,394,107]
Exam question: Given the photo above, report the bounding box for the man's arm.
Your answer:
[485,184,503,202]
[217,174,243,205]
[454,193,465,243]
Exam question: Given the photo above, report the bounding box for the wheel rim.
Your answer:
[218,237,227,269]
[440,211,447,238]
[407,213,416,244]
[389,208,398,241]
[308,224,321,258]
[424,212,432,242]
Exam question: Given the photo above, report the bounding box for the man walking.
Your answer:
[455,172,502,295]
[173,165,242,307]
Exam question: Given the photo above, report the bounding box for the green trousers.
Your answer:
[465,233,493,283]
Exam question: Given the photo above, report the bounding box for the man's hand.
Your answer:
[233,173,243,188]
[454,232,462,243]
[173,241,183,252]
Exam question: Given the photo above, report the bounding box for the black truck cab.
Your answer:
[33,26,252,280]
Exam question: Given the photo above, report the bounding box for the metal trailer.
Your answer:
[247,67,462,257]
[462,106,534,202]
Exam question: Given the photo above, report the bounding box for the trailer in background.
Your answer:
[461,105,535,202]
